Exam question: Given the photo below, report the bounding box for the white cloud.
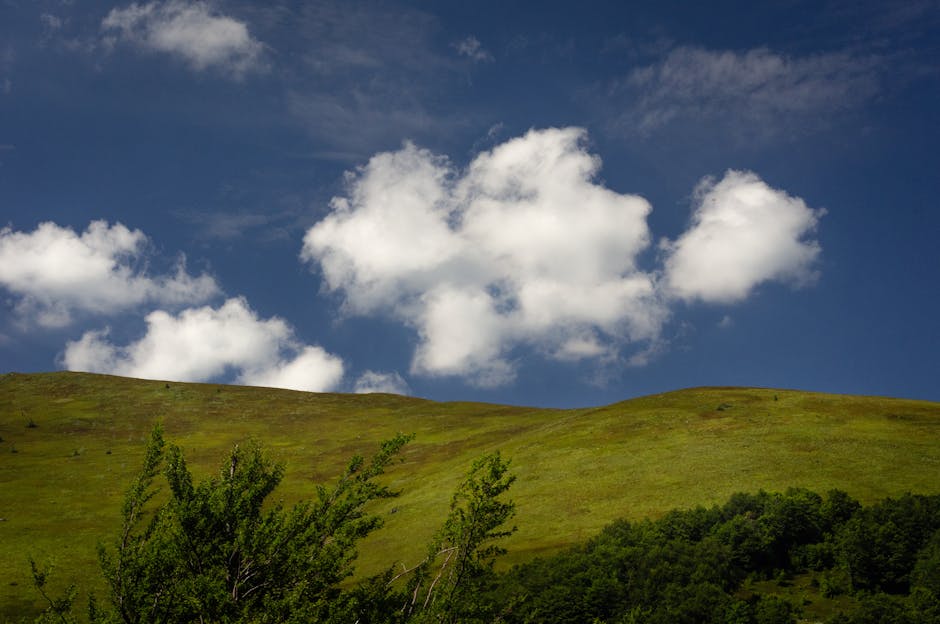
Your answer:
[62,297,344,392]
[303,130,826,385]
[303,127,667,386]
[612,46,881,135]
[240,346,344,393]
[662,170,824,303]
[454,36,493,62]
[0,220,219,327]
[354,370,410,395]
[101,0,264,77]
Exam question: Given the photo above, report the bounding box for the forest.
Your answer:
[26,428,940,624]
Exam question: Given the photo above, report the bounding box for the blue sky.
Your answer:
[1,0,938,406]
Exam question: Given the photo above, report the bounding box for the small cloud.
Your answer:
[661,170,824,303]
[552,333,609,361]
[353,370,410,395]
[718,315,734,329]
[0,220,219,327]
[454,36,493,62]
[101,0,266,78]
[62,297,344,392]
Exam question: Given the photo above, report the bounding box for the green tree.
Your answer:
[91,425,413,624]
[404,451,517,623]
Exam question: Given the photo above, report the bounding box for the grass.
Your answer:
[1,371,939,619]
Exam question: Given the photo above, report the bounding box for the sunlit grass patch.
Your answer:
[1,372,938,619]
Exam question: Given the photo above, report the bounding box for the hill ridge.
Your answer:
[6,370,934,410]
[2,371,938,617]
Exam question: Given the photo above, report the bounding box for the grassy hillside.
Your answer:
[2,371,939,618]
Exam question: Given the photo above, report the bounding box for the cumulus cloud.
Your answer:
[101,0,264,77]
[302,127,667,386]
[454,36,493,62]
[354,370,410,395]
[662,170,824,303]
[612,46,881,135]
[0,220,219,327]
[62,297,344,392]
[302,129,826,385]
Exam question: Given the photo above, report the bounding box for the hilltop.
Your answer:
[1,371,939,618]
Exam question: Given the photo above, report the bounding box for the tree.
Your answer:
[91,425,413,624]
[403,451,517,623]
[32,426,520,623]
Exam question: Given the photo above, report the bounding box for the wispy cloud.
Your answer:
[286,90,460,161]
[354,370,410,395]
[172,207,299,243]
[454,36,493,62]
[607,45,882,137]
[0,44,13,95]
[273,1,473,159]
[101,0,266,78]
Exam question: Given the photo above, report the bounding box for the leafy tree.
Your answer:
[837,493,940,592]
[31,427,521,624]
[29,558,79,624]
[403,451,517,623]
[91,425,413,624]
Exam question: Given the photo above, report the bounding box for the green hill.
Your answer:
[1,371,939,618]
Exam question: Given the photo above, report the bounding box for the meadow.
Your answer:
[1,371,938,619]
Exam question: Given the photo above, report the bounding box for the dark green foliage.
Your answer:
[837,493,940,592]
[752,595,800,624]
[30,427,523,624]
[498,488,940,624]
[403,452,517,623]
[29,559,79,624]
[91,426,414,623]
[911,529,940,595]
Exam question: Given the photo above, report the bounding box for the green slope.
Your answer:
[1,371,939,618]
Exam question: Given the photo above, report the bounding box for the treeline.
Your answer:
[490,488,940,623]
[27,430,940,623]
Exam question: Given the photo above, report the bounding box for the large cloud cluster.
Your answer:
[62,297,344,392]
[0,220,218,327]
[303,128,824,385]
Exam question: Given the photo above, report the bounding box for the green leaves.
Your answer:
[29,427,520,623]
[405,451,517,623]
[93,427,415,624]
[29,558,79,624]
